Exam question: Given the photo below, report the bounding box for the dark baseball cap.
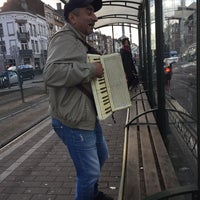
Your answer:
[64,0,102,20]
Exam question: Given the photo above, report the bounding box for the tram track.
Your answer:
[0,97,49,148]
[0,114,50,150]
[0,97,48,122]
[0,79,50,149]
[0,116,53,184]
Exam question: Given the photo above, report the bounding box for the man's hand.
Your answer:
[94,62,104,78]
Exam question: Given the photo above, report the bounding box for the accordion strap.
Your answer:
[76,84,93,101]
[77,84,97,115]
[77,38,102,55]
[76,39,100,111]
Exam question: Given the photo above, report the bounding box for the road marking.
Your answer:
[0,130,54,183]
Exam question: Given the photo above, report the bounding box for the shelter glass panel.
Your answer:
[163,0,197,183]
[149,0,197,188]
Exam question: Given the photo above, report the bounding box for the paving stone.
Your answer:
[0,106,126,200]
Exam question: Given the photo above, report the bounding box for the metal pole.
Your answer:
[40,38,44,68]
[145,0,154,107]
[112,25,115,52]
[129,25,132,44]
[142,8,148,90]
[154,0,168,140]
[138,23,143,80]
[196,0,200,198]
[17,70,24,103]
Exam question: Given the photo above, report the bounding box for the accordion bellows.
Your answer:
[88,53,131,120]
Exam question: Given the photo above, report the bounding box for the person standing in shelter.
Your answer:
[120,37,138,89]
[43,0,113,199]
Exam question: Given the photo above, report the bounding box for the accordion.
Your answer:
[88,53,131,120]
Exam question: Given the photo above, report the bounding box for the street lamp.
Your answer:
[40,38,45,68]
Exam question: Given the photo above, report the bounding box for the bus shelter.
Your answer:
[93,0,200,199]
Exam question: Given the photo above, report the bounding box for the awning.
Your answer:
[95,0,143,29]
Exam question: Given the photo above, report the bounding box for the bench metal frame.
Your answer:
[119,87,198,199]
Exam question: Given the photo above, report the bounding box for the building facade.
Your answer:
[0,0,65,72]
[0,10,48,70]
[150,0,196,56]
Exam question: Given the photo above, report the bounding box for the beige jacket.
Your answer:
[43,23,97,130]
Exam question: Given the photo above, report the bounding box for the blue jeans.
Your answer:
[52,118,109,200]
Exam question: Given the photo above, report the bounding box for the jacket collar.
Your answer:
[63,22,87,42]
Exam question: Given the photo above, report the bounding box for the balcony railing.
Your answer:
[41,50,47,56]
[19,50,32,56]
[17,31,30,42]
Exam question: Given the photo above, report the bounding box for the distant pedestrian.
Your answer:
[120,37,139,89]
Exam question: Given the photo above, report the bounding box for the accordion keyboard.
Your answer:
[92,75,113,120]
[88,53,131,120]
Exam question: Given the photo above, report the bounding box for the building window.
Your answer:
[29,23,33,36]
[38,24,41,35]
[7,22,15,36]
[33,24,37,37]
[10,40,18,59]
[41,25,44,35]
[35,41,39,52]
[18,23,26,33]
[21,42,28,50]
[31,40,35,52]
[0,40,6,54]
[43,25,47,36]
[24,58,30,64]
[39,24,47,36]
[0,23,4,36]
[9,40,17,49]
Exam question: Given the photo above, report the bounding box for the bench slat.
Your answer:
[140,126,161,196]
[150,125,179,188]
[124,125,141,200]
[123,102,141,199]
[122,87,182,200]
[137,97,161,196]
[141,92,180,189]
[141,92,184,199]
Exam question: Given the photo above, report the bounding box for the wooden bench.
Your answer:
[118,85,198,200]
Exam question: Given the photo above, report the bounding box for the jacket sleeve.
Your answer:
[43,31,96,87]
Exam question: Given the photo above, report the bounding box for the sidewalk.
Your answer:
[0,109,127,200]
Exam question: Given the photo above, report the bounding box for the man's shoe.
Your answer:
[94,191,114,200]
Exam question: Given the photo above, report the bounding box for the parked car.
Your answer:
[18,65,34,80]
[8,64,34,80]
[0,72,7,88]
[164,56,179,64]
[0,70,20,88]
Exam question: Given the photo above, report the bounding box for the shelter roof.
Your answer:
[94,0,143,29]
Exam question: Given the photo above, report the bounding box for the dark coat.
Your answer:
[120,48,138,87]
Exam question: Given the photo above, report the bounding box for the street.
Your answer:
[0,73,48,148]
[169,61,197,119]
